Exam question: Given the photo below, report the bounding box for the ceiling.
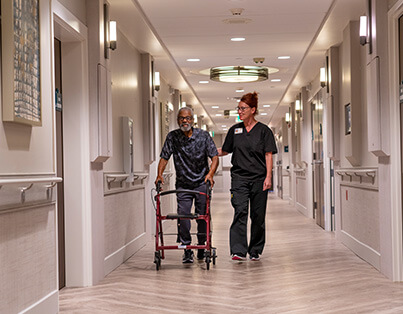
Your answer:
[111,0,366,133]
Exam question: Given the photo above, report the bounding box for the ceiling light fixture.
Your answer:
[231,37,245,41]
[212,106,219,109]
[187,58,200,62]
[210,66,268,83]
[271,79,281,82]
[263,105,270,108]
[199,80,209,84]
[278,56,290,60]
[235,88,244,93]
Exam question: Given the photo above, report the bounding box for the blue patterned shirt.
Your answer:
[160,128,218,189]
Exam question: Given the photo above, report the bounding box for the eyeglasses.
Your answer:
[178,116,193,122]
[236,106,250,112]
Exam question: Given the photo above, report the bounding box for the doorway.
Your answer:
[312,94,325,228]
[53,9,92,287]
[54,38,66,289]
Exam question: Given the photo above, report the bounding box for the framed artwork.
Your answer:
[2,0,42,126]
[345,103,351,135]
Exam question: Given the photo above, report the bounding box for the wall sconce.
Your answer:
[181,101,186,108]
[359,16,368,45]
[359,2,372,54]
[154,72,160,91]
[295,99,301,112]
[285,112,291,125]
[104,4,117,59]
[193,114,198,124]
[320,67,326,88]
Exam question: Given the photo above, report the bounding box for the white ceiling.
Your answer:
[110,0,366,133]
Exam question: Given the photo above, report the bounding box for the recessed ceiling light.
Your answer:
[271,79,281,82]
[199,80,209,84]
[261,113,268,116]
[278,56,290,59]
[263,105,270,108]
[216,114,222,116]
[187,58,200,62]
[231,37,245,41]
[235,88,244,93]
[222,125,227,128]
[212,106,219,109]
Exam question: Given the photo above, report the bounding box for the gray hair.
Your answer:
[177,106,194,117]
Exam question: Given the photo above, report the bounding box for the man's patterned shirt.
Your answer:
[160,127,218,189]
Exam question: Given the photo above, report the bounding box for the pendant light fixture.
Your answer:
[210,66,269,83]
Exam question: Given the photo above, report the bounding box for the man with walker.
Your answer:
[155,107,219,263]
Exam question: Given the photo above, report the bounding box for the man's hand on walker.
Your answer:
[205,174,214,188]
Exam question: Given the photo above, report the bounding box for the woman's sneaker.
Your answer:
[249,253,260,261]
[182,249,194,263]
[231,254,246,261]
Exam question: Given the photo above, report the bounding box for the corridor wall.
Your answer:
[103,29,149,275]
[0,0,60,312]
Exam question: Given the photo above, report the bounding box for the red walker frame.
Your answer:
[153,182,217,270]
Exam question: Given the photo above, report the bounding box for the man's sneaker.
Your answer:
[231,254,246,261]
[197,249,205,260]
[182,249,194,264]
[249,253,260,261]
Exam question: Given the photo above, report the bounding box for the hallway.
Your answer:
[59,192,403,313]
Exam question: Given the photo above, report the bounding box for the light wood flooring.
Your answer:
[59,193,403,313]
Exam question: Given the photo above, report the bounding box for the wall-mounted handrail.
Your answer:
[0,177,62,186]
[106,174,129,188]
[0,177,62,204]
[133,172,149,180]
[335,168,377,184]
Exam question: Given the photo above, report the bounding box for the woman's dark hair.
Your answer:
[240,92,258,115]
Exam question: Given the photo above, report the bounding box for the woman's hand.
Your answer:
[263,177,272,191]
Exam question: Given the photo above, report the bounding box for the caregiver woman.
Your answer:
[218,92,277,261]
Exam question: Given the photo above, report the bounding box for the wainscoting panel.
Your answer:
[0,204,57,313]
[104,187,147,275]
[340,185,380,269]
[296,175,309,217]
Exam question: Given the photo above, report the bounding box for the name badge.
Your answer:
[235,128,243,134]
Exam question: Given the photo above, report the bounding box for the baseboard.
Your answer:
[296,202,309,218]
[340,230,381,270]
[19,290,58,314]
[104,232,148,276]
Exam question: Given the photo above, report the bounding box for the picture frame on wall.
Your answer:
[1,0,42,126]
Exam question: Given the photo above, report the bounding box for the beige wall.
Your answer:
[0,0,60,312]
[0,0,54,175]
[58,0,87,25]
[105,30,144,173]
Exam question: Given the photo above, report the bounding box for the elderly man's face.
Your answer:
[178,110,193,132]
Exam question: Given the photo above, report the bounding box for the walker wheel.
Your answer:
[212,248,217,265]
[154,251,161,271]
[205,256,211,270]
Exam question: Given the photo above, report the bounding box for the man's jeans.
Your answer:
[177,182,207,245]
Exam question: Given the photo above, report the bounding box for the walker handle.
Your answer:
[156,180,162,193]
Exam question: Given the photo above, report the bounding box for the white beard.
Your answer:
[180,123,192,132]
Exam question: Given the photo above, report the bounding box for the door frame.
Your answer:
[52,3,92,286]
[389,0,403,282]
[388,0,403,281]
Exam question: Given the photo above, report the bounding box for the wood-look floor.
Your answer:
[59,193,403,313]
